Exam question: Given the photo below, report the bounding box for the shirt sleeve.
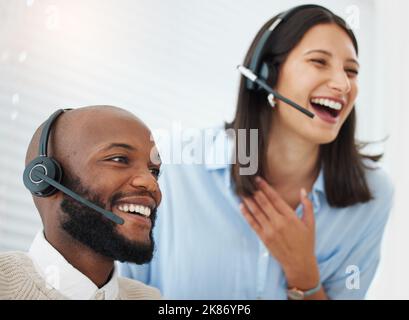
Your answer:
[323,173,394,299]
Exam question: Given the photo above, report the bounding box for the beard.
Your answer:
[59,173,156,265]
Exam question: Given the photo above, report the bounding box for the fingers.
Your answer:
[242,197,270,227]
[252,189,280,224]
[239,202,262,234]
[255,177,294,216]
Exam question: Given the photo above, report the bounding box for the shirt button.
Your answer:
[256,296,263,300]
[263,251,269,257]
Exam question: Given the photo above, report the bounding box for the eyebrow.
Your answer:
[304,49,360,67]
[101,143,137,152]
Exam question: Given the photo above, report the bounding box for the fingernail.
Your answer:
[255,176,262,183]
[301,188,307,198]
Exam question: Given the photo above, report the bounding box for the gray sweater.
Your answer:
[0,252,161,300]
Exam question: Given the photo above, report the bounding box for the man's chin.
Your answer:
[112,237,155,264]
[61,201,155,264]
[57,174,157,265]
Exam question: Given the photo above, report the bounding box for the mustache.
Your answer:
[109,190,158,224]
[110,190,157,207]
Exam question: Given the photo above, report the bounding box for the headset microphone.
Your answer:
[23,109,124,225]
[237,65,314,118]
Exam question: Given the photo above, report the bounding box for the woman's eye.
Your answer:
[345,69,359,77]
[109,156,129,164]
[311,58,326,66]
[150,168,161,179]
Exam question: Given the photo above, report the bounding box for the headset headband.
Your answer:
[38,109,71,156]
[247,4,332,89]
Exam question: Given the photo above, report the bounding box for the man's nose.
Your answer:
[129,170,159,195]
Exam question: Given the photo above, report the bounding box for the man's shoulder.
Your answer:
[118,276,161,300]
[0,251,30,273]
[0,251,32,299]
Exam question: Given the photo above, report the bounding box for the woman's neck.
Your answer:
[265,122,320,192]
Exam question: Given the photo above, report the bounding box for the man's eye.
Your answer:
[109,156,129,164]
[150,168,161,179]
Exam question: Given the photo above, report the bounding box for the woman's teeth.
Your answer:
[310,98,342,111]
[117,204,151,217]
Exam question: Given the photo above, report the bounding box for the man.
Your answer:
[0,106,162,300]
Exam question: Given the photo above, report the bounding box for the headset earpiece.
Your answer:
[23,156,63,197]
[259,62,270,82]
[23,108,66,197]
[22,108,124,224]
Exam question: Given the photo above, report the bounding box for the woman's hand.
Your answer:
[240,176,320,290]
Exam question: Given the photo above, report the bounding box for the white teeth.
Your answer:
[117,204,151,217]
[139,206,151,217]
[145,207,151,216]
[311,98,342,111]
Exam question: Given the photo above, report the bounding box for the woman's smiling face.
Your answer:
[272,23,359,144]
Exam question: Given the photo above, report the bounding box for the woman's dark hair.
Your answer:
[226,6,381,207]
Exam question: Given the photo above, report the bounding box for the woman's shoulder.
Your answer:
[358,159,395,222]
[362,158,394,199]
[158,124,231,173]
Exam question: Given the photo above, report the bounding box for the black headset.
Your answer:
[23,109,124,225]
[246,4,332,91]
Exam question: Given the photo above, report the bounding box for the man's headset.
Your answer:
[23,109,124,225]
[237,4,333,118]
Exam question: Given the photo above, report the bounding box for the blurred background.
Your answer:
[0,0,408,299]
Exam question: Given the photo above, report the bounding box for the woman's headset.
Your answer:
[246,4,332,91]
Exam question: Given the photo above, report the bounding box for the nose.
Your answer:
[327,68,351,94]
[129,170,160,198]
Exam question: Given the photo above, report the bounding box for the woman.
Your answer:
[121,4,394,300]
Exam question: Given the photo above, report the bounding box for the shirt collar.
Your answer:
[310,166,325,213]
[204,127,325,211]
[312,166,325,194]
[28,231,119,300]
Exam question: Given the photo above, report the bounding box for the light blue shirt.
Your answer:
[120,127,394,299]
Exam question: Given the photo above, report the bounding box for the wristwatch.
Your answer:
[287,283,322,300]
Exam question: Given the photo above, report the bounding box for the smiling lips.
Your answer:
[309,96,346,123]
[114,195,156,221]
[310,97,344,110]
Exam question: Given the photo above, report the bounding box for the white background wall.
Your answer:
[0,0,407,299]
